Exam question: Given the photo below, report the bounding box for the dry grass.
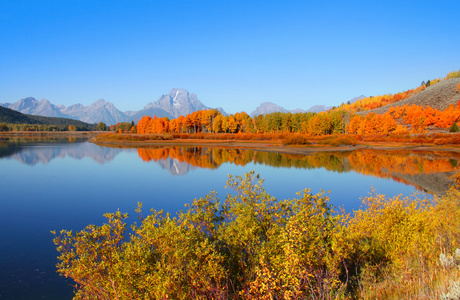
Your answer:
[171,132,287,141]
[95,133,173,142]
[282,134,311,145]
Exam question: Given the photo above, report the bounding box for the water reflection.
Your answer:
[137,146,460,195]
[0,137,126,165]
[1,138,458,195]
[0,139,453,300]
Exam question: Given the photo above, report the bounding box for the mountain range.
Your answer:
[249,102,333,117]
[1,89,222,125]
[1,88,360,125]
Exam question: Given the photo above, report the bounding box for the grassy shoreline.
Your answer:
[89,132,460,155]
[2,131,460,155]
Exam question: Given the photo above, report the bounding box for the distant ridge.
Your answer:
[250,102,289,117]
[347,95,366,104]
[306,105,332,113]
[250,102,331,117]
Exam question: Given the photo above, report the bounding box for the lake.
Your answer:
[0,137,457,299]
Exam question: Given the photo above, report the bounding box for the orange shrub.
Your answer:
[324,136,357,146]
[282,134,311,145]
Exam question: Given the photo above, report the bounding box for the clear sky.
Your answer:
[1,0,459,114]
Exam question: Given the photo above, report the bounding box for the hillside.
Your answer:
[27,115,95,128]
[359,78,460,115]
[0,105,95,129]
[0,105,39,124]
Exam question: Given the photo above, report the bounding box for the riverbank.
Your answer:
[3,131,460,155]
[89,132,460,156]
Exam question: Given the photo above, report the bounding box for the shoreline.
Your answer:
[2,131,460,155]
[89,136,460,156]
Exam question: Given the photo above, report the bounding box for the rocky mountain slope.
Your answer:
[129,88,213,122]
[360,78,460,115]
[250,102,289,117]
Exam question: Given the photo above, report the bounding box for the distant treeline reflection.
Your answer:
[137,146,460,181]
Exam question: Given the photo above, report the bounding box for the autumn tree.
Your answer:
[445,69,460,80]
[97,122,107,131]
[221,116,229,133]
[240,112,255,133]
[213,114,223,133]
[176,115,185,133]
[450,122,459,132]
[0,122,9,132]
[137,116,151,134]
[227,116,238,133]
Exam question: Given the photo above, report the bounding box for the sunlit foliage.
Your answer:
[54,171,460,299]
[114,122,136,133]
[445,69,460,80]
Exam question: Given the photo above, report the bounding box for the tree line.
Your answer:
[132,70,460,136]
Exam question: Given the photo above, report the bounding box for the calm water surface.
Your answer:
[1,138,455,299]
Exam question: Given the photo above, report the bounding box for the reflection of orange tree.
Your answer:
[138,147,460,182]
[347,150,459,177]
[137,147,256,169]
[138,147,218,169]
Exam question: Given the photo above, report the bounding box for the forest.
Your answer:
[132,70,460,138]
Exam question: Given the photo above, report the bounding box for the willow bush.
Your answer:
[53,172,460,299]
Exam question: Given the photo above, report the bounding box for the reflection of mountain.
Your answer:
[137,147,253,173]
[156,158,197,176]
[0,139,125,165]
[136,146,460,195]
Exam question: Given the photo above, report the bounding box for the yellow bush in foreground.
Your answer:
[53,172,460,299]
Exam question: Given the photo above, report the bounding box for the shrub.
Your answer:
[319,135,357,146]
[94,133,173,142]
[328,136,357,146]
[450,122,460,133]
[53,173,460,299]
[53,172,346,299]
[282,134,311,145]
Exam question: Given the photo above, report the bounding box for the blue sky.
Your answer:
[1,0,459,114]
